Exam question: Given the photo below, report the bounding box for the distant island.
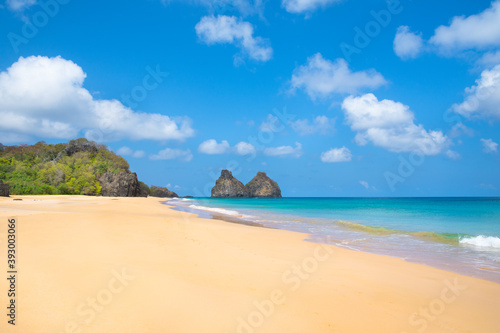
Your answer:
[0,138,177,198]
[211,170,282,198]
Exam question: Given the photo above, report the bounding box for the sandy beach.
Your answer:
[0,196,499,333]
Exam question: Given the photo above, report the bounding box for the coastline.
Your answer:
[170,197,500,284]
[0,195,499,332]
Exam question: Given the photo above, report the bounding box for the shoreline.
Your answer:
[168,197,500,284]
[0,195,499,332]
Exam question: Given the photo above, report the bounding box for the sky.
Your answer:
[0,0,499,197]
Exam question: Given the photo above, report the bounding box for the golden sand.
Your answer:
[0,196,499,332]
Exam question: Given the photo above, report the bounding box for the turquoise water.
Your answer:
[169,197,500,283]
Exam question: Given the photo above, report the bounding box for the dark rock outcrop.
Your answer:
[98,171,145,197]
[54,138,100,162]
[0,180,9,197]
[245,172,282,198]
[149,186,178,198]
[211,170,249,198]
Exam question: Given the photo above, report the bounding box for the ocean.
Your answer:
[168,197,500,283]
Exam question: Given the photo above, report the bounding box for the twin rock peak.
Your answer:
[211,170,282,198]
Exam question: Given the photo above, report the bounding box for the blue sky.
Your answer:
[0,0,499,197]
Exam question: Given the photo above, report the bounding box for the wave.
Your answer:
[188,204,243,216]
[460,236,500,249]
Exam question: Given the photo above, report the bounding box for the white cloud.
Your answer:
[0,56,194,143]
[259,114,283,132]
[291,53,386,100]
[446,150,461,160]
[449,123,474,138]
[133,151,146,158]
[291,115,334,135]
[117,146,133,156]
[393,26,424,60]
[6,0,35,11]
[195,15,272,62]
[198,139,231,154]
[0,131,30,144]
[452,64,500,120]
[150,148,193,162]
[477,50,500,68]
[260,113,334,136]
[359,180,369,189]
[282,0,340,14]
[320,146,352,163]
[342,94,450,155]
[264,142,303,158]
[481,138,498,154]
[234,141,257,155]
[164,0,263,16]
[429,1,500,53]
[117,146,145,158]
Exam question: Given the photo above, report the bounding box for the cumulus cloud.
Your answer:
[429,1,500,53]
[195,15,272,62]
[282,0,341,14]
[0,56,194,143]
[6,0,35,11]
[291,53,386,100]
[264,142,303,158]
[117,146,146,158]
[342,94,450,155]
[291,115,335,136]
[481,138,498,154]
[320,146,352,163]
[234,141,257,155]
[198,139,231,154]
[452,64,500,120]
[150,148,193,162]
[393,26,424,60]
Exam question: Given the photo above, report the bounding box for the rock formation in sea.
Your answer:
[210,170,282,198]
[98,171,146,197]
[245,172,282,198]
[0,180,9,197]
[149,186,179,198]
[211,170,249,198]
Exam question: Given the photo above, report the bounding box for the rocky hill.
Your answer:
[245,172,282,198]
[0,138,172,197]
[211,170,249,198]
[211,170,282,198]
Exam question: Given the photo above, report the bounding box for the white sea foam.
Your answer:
[460,235,500,249]
[188,204,241,216]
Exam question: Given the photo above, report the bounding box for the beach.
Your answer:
[0,196,499,333]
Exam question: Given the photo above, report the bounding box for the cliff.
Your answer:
[0,180,9,197]
[211,170,249,198]
[99,171,146,197]
[245,172,282,198]
[211,170,282,198]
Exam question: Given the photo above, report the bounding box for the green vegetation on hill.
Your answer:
[0,138,131,195]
